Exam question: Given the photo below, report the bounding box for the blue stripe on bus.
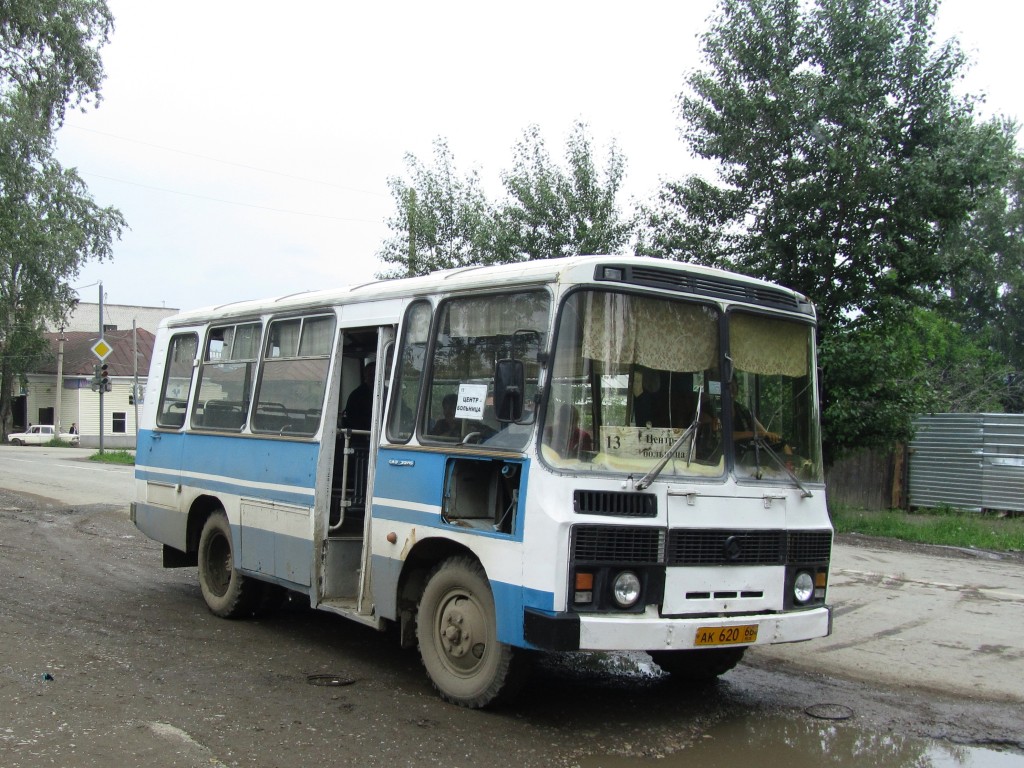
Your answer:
[373,447,530,543]
[492,581,556,647]
[136,429,319,506]
[135,467,316,507]
[373,448,448,506]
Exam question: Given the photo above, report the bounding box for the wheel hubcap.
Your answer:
[437,593,486,673]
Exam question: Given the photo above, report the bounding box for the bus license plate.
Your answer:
[695,624,758,646]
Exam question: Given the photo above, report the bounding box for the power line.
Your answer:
[79,170,383,223]
[65,123,387,198]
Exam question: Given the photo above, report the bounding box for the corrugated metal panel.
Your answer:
[909,413,1024,513]
[981,414,1024,511]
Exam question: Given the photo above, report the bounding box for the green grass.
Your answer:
[89,450,135,465]
[831,505,1024,553]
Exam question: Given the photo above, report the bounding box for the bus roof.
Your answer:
[161,255,814,328]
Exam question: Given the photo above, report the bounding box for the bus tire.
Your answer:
[416,556,520,708]
[197,510,259,619]
[650,647,746,682]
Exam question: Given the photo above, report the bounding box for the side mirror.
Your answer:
[494,358,524,423]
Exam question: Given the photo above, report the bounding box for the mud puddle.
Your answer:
[577,711,1024,768]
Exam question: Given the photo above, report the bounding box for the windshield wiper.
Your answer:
[635,386,703,491]
[747,436,813,498]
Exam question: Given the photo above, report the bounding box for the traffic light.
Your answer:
[100,363,110,393]
[90,364,102,392]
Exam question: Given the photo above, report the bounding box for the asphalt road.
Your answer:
[0,446,133,506]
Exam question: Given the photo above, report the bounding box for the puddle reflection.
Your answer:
[578,714,1024,768]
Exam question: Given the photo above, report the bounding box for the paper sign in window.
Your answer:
[455,384,488,420]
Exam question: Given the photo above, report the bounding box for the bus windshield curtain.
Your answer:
[729,314,808,377]
[581,292,718,372]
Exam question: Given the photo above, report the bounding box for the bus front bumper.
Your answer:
[524,604,832,652]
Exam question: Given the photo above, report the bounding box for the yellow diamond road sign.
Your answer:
[91,338,112,361]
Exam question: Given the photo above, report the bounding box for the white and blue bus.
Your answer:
[131,256,832,707]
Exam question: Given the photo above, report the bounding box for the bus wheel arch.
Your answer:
[395,538,473,649]
[415,554,524,708]
[184,494,226,553]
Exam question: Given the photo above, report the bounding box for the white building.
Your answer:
[14,303,176,449]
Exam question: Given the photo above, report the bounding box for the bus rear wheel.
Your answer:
[197,510,259,618]
[416,556,521,708]
[649,647,746,682]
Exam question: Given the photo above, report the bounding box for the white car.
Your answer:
[7,425,80,446]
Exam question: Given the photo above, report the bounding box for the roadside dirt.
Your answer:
[1,489,1022,767]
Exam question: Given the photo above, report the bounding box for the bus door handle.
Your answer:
[762,493,786,509]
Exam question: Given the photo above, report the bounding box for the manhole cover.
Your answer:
[306,674,355,687]
[805,703,853,720]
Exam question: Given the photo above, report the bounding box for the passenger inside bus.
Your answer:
[342,362,375,431]
[633,369,668,428]
[430,393,459,437]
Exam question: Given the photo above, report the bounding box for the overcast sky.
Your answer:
[56,0,1022,313]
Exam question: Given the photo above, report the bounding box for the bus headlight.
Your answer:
[611,570,641,608]
[793,571,815,604]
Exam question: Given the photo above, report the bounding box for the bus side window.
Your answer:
[253,315,335,436]
[157,333,198,429]
[387,301,431,443]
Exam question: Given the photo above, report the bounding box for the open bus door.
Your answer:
[318,325,394,621]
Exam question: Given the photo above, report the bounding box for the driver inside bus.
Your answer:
[729,380,781,444]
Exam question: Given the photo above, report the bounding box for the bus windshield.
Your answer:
[728,311,823,485]
[542,290,823,485]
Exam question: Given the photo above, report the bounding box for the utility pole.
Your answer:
[132,318,139,443]
[98,283,105,454]
[55,327,65,434]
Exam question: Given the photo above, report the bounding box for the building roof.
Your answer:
[38,328,156,377]
[45,302,179,335]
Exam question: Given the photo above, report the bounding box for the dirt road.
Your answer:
[1,489,1022,767]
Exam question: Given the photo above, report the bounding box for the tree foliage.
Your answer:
[823,308,1017,456]
[377,139,493,277]
[1,0,114,123]
[0,0,125,437]
[493,122,631,262]
[378,123,632,277]
[939,150,1024,373]
[640,0,1019,457]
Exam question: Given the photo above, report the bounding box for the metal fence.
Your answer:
[909,413,1024,513]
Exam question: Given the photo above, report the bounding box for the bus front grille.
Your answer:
[571,525,665,564]
[574,490,657,518]
[570,526,832,568]
[668,529,785,565]
[787,530,833,564]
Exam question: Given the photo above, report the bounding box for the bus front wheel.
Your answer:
[416,556,521,708]
[197,510,259,619]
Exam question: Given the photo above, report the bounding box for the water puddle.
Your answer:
[577,713,1024,768]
